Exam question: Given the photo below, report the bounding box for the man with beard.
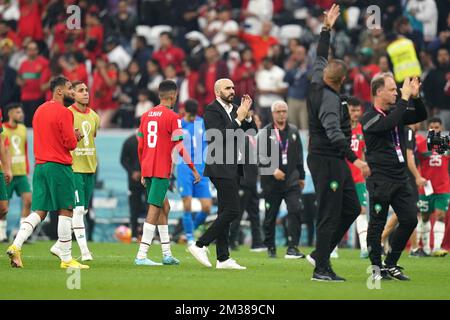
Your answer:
[7,76,87,269]
[50,81,100,262]
[188,78,256,269]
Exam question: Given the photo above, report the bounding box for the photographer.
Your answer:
[363,75,427,281]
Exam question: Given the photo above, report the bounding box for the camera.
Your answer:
[427,130,450,154]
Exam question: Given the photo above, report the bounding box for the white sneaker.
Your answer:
[306,254,316,267]
[216,258,246,270]
[330,247,339,259]
[188,245,212,267]
[50,244,62,259]
[82,252,93,261]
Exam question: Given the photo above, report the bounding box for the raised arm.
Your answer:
[311,4,340,84]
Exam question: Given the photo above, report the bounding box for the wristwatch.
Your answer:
[322,25,331,32]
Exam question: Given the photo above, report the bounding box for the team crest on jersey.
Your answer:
[374,204,382,214]
[330,181,339,191]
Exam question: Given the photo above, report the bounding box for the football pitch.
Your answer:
[0,242,449,300]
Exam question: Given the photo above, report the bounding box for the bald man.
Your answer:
[306,4,370,282]
[188,78,257,269]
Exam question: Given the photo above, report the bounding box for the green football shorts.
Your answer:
[419,194,450,214]
[0,173,8,201]
[73,172,95,209]
[145,177,170,208]
[7,175,31,199]
[355,182,368,207]
[32,162,75,211]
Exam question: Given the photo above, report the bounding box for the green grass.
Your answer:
[0,241,449,300]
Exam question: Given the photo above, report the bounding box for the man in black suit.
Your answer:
[188,78,256,269]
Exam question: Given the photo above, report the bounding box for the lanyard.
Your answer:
[274,127,289,153]
[374,106,400,147]
[374,106,404,163]
[248,135,256,148]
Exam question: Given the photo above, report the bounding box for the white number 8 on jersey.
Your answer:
[147,121,158,148]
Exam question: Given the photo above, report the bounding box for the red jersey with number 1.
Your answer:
[417,134,450,194]
[346,123,366,183]
[137,105,184,178]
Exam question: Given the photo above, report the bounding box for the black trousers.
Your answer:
[307,154,360,269]
[367,179,418,267]
[129,185,147,238]
[229,186,263,248]
[197,177,240,262]
[263,186,302,249]
[301,193,317,247]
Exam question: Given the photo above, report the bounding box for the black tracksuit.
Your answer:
[362,98,427,267]
[306,29,360,270]
[120,134,147,238]
[259,123,305,250]
[229,136,264,248]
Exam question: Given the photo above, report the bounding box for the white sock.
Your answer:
[137,223,156,259]
[433,221,445,251]
[0,219,7,240]
[416,219,423,248]
[13,212,41,248]
[158,224,172,256]
[356,214,368,251]
[422,221,431,254]
[20,217,26,225]
[58,216,73,263]
[73,206,89,255]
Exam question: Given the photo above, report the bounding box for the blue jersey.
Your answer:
[180,116,206,170]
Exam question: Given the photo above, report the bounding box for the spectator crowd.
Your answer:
[0,0,448,130]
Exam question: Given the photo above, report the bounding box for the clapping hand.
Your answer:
[237,94,253,122]
[410,77,421,98]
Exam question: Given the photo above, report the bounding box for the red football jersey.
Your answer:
[346,123,366,183]
[137,105,184,178]
[417,134,450,194]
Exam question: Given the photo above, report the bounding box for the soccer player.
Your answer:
[135,80,200,266]
[417,117,449,257]
[177,99,211,245]
[50,81,100,261]
[6,76,88,269]
[0,109,12,242]
[346,97,369,259]
[1,104,32,241]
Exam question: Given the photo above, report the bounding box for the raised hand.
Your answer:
[400,77,412,101]
[324,4,340,29]
[410,77,421,98]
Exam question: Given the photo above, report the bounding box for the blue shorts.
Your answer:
[177,164,211,199]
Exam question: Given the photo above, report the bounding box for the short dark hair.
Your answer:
[428,116,442,125]
[72,80,85,89]
[5,102,22,113]
[371,72,394,96]
[158,80,177,94]
[50,76,70,93]
[160,31,173,40]
[184,99,198,115]
[347,96,361,107]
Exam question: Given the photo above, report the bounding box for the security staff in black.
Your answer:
[258,101,305,259]
[229,134,265,252]
[306,4,370,282]
[362,74,427,281]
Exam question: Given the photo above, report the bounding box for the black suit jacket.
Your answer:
[120,134,142,190]
[203,100,257,179]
